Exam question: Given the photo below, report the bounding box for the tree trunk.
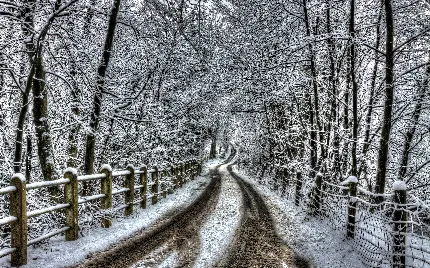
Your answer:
[210,136,217,159]
[13,67,34,173]
[399,56,429,181]
[32,54,57,186]
[13,0,36,174]
[67,75,80,168]
[66,14,83,168]
[350,0,359,177]
[375,0,395,201]
[325,1,340,181]
[25,135,32,183]
[302,0,318,178]
[358,2,383,183]
[84,0,122,179]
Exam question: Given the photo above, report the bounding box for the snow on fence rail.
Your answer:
[277,167,430,268]
[0,159,204,266]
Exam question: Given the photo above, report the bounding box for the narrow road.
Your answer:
[75,150,309,268]
[218,164,309,267]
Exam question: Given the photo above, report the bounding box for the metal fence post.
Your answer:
[64,169,78,241]
[392,181,407,268]
[139,165,147,208]
[100,165,112,228]
[125,165,135,216]
[347,176,358,239]
[152,166,159,205]
[10,174,27,266]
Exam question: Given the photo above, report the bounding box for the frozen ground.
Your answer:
[0,159,223,268]
[231,165,366,268]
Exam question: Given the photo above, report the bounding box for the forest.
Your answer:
[0,0,429,267]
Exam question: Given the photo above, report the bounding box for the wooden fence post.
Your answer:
[184,162,188,182]
[180,162,185,186]
[312,173,323,215]
[185,162,189,182]
[191,160,197,180]
[139,165,147,208]
[182,162,186,185]
[178,162,183,188]
[392,181,407,268]
[173,164,180,190]
[168,166,175,194]
[10,174,27,266]
[100,165,112,228]
[64,169,78,241]
[189,161,194,180]
[152,166,159,205]
[347,176,358,239]
[295,171,302,206]
[199,160,203,174]
[125,165,135,216]
[161,169,167,198]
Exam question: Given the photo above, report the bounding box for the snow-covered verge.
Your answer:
[194,162,243,267]
[231,165,366,268]
[0,167,218,268]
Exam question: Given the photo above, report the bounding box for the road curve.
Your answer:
[74,153,235,268]
[74,148,309,267]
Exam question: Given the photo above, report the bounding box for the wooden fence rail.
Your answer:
[0,158,204,266]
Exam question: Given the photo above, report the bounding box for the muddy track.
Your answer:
[74,147,309,268]
[75,151,236,268]
[218,164,310,268]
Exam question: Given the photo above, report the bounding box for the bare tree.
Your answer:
[375,0,395,201]
[84,0,122,180]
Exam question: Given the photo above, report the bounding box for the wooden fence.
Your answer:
[0,159,203,266]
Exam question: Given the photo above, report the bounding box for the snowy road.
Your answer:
[75,150,309,268]
[218,165,309,268]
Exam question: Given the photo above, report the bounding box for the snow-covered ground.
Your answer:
[0,160,223,268]
[232,165,366,268]
[1,157,366,268]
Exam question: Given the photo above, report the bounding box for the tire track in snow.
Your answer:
[216,164,310,268]
[192,158,243,267]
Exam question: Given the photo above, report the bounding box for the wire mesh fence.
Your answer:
[275,166,430,268]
